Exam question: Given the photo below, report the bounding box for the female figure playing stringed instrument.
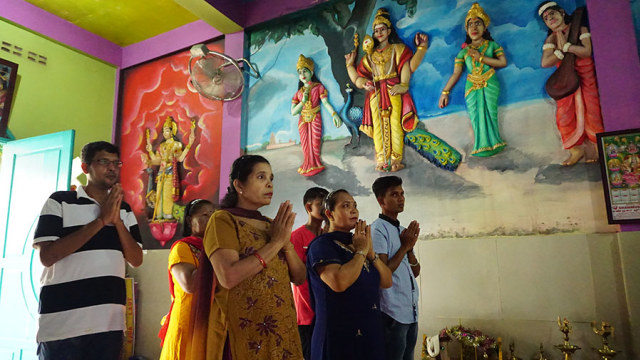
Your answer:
[538,1,604,166]
[439,2,507,158]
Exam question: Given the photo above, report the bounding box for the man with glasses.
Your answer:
[33,141,143,360]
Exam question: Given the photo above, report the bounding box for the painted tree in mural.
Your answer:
[251,0,460,171]
[251,0,416,106]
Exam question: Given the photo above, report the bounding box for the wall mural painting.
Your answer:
[243,0,617,238]
[119,40,223,249]
[539,2,604,166]
[292,54,344,176]
[633,0,640,60]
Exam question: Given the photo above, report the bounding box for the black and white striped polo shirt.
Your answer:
[33,186,142,342]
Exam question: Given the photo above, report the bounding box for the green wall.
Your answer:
[0,19,116,157]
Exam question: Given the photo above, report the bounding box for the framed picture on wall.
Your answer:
[597,128,640,224]
[0,58,18,138]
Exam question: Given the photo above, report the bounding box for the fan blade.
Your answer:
[190,53,246,101]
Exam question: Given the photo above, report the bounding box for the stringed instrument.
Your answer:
[545,7,585,100]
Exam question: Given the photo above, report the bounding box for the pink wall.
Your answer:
[204,0,330,28]
[120,20,222,69]
[217,31,244,201]
[588,0,640,132]
[587,0,640,231]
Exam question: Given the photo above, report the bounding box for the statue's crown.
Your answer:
[465,2,490,29]
[296,54,314,72]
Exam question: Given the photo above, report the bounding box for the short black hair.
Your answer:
[372,176,403,199]
[323,189,349,212]
[81,141,120,164]
[303,187,329,206]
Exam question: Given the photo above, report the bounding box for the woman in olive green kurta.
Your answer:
[203,155,305,360]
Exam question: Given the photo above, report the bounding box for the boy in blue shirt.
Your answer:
[371,176,421,360]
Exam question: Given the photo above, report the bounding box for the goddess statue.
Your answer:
[345,8,428,172]
[538,1,604,166]
[142,116,195,221]
[291,54,343,176]
[439,2,508,157]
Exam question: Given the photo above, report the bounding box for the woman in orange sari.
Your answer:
[538,1,605,166]
[159,199,214,359]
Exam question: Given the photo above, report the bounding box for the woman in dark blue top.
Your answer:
[306,189,392,360]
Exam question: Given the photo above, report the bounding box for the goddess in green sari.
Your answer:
[439,2,507,157]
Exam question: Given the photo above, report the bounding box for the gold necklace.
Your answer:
[469,39,488,50]
[371,45,393,66]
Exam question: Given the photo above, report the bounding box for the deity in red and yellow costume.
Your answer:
[142,116,195,220]
[345,8,428,172]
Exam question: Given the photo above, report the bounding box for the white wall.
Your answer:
[415,233,638,359]
[128,250,171,360]
[129,232,638,360]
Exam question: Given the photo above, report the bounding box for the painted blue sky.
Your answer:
[633,0,640,58]
[245,0,584,150]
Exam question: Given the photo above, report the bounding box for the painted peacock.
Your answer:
[343,32,461,172]
[339,84,363,148]
[404,127,461,171]
[339,83,461,171]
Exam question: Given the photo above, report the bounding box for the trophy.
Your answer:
[508,341,522,360]
[591,321,618,359]
[535,343,550,360]
[554,317,581,360]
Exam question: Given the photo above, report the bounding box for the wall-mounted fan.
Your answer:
[188,44,260,101]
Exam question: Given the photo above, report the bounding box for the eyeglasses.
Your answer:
[93,159,123,168]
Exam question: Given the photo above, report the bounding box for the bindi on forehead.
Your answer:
[467,18,483,26]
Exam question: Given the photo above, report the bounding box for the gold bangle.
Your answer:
[331,111,336,117]
[417,46,427,51]
[478,56,484,63]
[441,90,450,95]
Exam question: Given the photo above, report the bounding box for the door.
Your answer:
[0,130,74,359]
